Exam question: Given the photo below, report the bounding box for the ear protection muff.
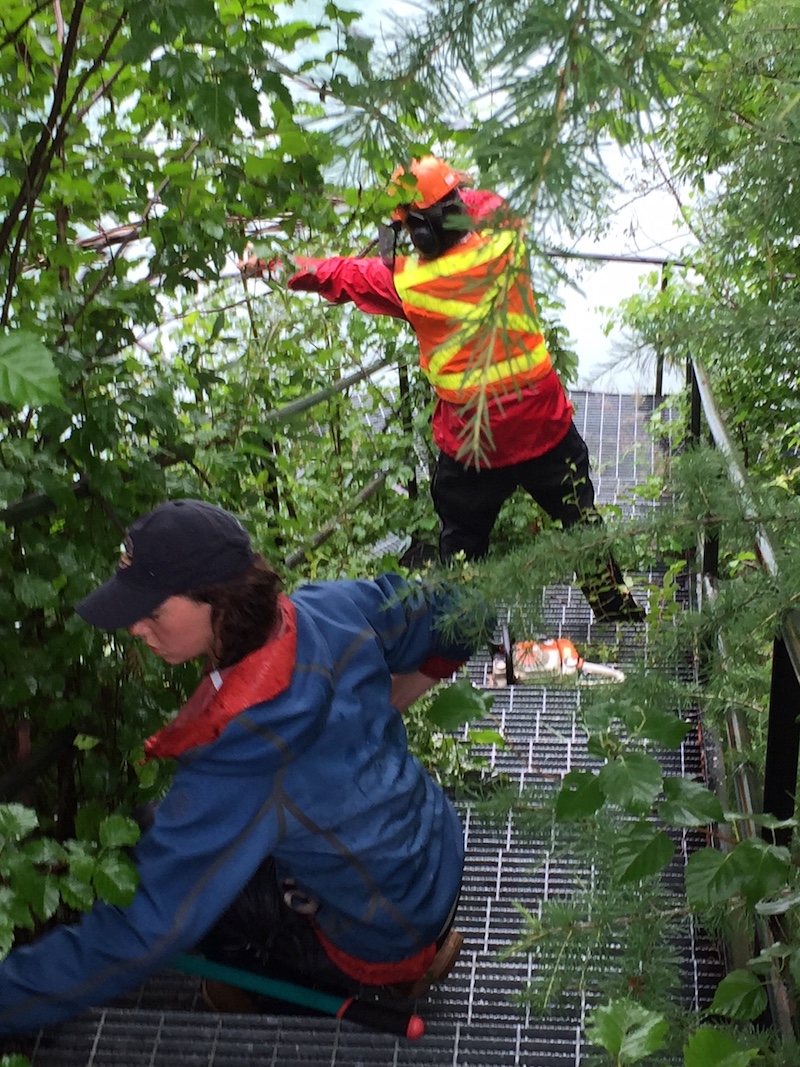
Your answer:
[405,207,444,257]
[400,192,472,259]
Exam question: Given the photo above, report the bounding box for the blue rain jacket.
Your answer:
[0,574,484,1035]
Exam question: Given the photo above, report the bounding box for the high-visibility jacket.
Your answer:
[392,230,552,403]
[287,188,574,468]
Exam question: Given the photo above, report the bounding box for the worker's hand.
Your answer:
[389,671,440,713]
[237,243,291,283]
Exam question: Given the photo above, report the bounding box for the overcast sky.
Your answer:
[554,182,690,394]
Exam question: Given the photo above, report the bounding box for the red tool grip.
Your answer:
[337,997,425,1039]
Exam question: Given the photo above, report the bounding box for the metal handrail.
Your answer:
[689,356,800,832]
[687,355,800,1036]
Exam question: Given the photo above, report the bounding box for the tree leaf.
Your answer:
[684,1027,760,1067]
[612,820,675,883]
[12,571,59,610]
[22,837,66,865]
[0,804,39,847]
[634,706,692,749]
[64,843,97,882]
[685,848,745,909]
[709,969,767,1021]
[467,728,506,747]
[586,998,668,1063]
[0,330,63,409]
[658,776,725,827]
[598,752,663,814]
[16,868,61,924]
[59,872,96,912]
[74,734,101,751]
[98,814,141,849]
[747,941,792,974]
[733,838,792,908]
[0,917,15,963]
[0,886,34,931]
[555,769,604,820]
[426,678,494,730]
[754,887,800,916]
[93,853,139,906]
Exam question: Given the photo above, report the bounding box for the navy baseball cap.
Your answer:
[75,499,256,630]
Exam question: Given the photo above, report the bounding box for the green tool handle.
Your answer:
[170,953,425,1040]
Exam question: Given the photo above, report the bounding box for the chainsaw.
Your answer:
[487,623,625,687]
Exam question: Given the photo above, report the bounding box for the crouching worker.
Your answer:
[0,499,491,1035]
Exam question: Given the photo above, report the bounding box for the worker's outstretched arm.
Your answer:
[287,256,407,319]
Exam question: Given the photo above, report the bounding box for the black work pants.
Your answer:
[130,806,356,1003]
[432,421,600,561]
[198,857,359,1002]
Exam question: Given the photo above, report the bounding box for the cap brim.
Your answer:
[75,573,168,630]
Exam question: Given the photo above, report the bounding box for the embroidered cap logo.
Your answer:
[119,536,133,569]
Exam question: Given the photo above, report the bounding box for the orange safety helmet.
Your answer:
[390,156,466,220]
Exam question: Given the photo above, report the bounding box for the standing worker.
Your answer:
[243,156,644,623]
[0,498,485,1035]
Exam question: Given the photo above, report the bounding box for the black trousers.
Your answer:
[198,858,357,997]
[431,422,638,618]
[129,806,356,1001]
[432,421,600,561]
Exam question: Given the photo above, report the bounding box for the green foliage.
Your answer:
[0,0,439,852]
[0,803,139,960]
[425,676,496,731]
[587,998,669,1064]
[684,1028,761,1067]
[709,970,768,1022]
[403,679,507,796]
[1,0,800,1062]
[615,0,800,491]
[0,331,63,409]
[486,439,800,1060]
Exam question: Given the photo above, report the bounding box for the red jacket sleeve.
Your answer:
[419,654,463,679]
[288,256,407,319]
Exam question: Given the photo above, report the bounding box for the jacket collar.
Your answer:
[144,594,297,760]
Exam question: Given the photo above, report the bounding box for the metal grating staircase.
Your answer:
[4,392,726,1067]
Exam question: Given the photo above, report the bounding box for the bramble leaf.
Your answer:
[426,678,494,730]
[586,998,668,1063]
[709,969,767,1021]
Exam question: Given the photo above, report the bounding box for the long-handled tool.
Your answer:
[170,953,425,1039]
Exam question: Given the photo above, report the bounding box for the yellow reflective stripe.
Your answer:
[404,291,524,320]
[429,341,551,393]
[398,235,531,322]
[398,231,517,288]
[426,313,543,374]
